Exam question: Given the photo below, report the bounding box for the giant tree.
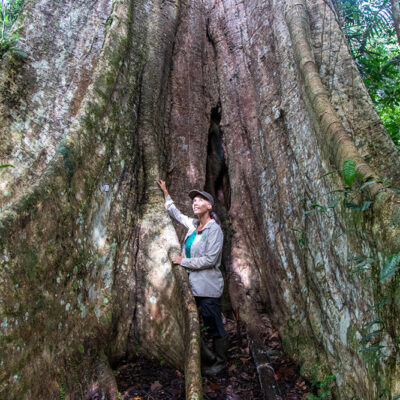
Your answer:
[0,0,399,399]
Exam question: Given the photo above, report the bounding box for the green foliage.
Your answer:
[59,381,65,400]
[2,0,22,29]
[1,0,24,58]
[349,256,374,275]
[359,329,382,345]
[339,0,393,55]
[306,375,335,400]
[379,252,400,282]
[343,200,372,211]
[342,159,356,186]
[359,40,400,147]
[290,228,306,247]
[303,160,376,218]
[0,35,26,58]
[339,0,400,149]
[304,204,328,214]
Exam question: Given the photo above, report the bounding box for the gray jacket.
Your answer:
[165,195,224,298]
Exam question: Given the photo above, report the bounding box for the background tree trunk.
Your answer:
[1,0,400,399]
[391,0,400,47]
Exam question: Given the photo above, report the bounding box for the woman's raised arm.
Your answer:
[156,179,195,230]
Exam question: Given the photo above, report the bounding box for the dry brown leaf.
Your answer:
[150,380,162,392]
[228,363,236,372]
[296,380,307,390]
[270,340,281,349]
[240,372,251,380]
[203,385,213,393]
[209,382,221,390]
[268,331,280,340]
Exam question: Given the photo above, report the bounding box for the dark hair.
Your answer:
[210,211,222,227]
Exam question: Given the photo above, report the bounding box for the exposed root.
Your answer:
[285,1,376,188]
[250,340,282,400]
[285,0,400,254]
[169,247,203,400]
[83,358,119,400]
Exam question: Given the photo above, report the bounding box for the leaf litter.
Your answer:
[114,314,314,399]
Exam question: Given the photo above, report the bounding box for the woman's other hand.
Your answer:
[171,255,183,265]
[156,179,169,199]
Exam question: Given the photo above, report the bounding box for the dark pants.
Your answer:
[195,297,227,338]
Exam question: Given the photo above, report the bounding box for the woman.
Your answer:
[156,179,228,375]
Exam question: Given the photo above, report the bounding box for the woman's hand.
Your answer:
[156,179,169,199]
[171,255,183,265]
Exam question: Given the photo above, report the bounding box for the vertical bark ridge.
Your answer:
[284,0,400,395]
[171,250,203,400]
[0,0,203,397]
[285,1,376,187]
[307,0,400,185]
[0,0,114,208]
[285,0,400,254]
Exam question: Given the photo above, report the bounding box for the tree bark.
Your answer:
[1,0,400,399]
[391,0,400,47]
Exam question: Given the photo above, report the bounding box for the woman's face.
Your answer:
[192,195,212,216]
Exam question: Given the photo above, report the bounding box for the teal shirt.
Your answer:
[185,230,197,258]
[165,195,224,298]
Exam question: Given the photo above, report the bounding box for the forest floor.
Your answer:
[115,314,313,400]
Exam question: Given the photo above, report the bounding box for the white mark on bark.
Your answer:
[339,308,350,345]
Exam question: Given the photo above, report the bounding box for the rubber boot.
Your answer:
[202,335,229,376]
[201,337,216,367]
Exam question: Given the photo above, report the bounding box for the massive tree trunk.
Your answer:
[1,0,399,399]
